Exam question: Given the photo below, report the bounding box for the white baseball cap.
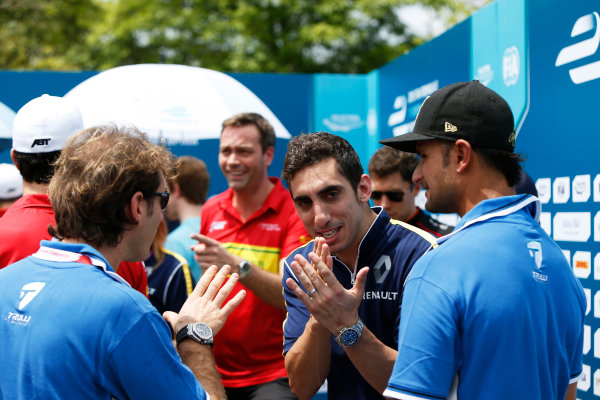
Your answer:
[12,94,84,153]
[0,163,23,200]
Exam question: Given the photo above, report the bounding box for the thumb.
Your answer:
[353,266,369,297]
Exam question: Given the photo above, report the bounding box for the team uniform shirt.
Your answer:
[146,247,194,314]
[283,207,437,400]
[201,177,310,388]
[384,195,586,400]
[406,207,453,237]
[0,240,208,400]
[0,208,7,218]
[165,216,202,282]
[0,193,148,297]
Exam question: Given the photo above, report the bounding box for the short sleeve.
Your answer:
[282,255,311,354]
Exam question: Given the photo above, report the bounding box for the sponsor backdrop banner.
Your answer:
[517,1,600,396]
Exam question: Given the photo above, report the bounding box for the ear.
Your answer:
[263,146,275,168]
[127,191,145,225]
[357,174,372,204]
[10,149,20,171]
[453,139,473,174]
[171,182,182,199]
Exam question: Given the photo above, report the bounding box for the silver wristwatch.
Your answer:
[238,259,251,279]
[176,322,214,347]
[334,318,364,347]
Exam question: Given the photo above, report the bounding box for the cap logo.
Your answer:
[31,138,51,148]
[444,122,458,133]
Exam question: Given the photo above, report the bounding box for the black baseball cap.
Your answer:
[380,80,516,153]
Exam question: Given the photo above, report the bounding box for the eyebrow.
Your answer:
[292,184,345,203]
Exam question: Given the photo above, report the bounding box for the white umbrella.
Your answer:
[0,101,16,139]
[64,64,291,144]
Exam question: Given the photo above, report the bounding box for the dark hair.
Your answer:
[282,131,363,192]
[172,156,210,205]
[367,146,418,183]
[222,113,275,152]
[12,150,61,184]
[48,125,175,248]
[439,140,524,187]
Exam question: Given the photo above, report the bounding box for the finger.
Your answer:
[285,277,312,304]
[204,264,231,300]
[162,311,177,329]
[220,289,246,317]
[191,265,218,297]
[321,243,333,269]
[353,266,369,296]
[212,270,240,308]
[190,233,219,246]
[290,259,318,294]
[310,252,339,289]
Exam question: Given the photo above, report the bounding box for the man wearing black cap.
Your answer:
[381,81,584,400]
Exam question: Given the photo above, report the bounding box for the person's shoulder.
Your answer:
[284,240,314,262]
[388,218,438,248]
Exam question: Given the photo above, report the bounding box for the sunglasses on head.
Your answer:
[153,191,170,209]
[371,190,405,202]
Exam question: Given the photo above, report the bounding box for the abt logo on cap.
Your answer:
[31,138,51,148]
[555,11,600,84]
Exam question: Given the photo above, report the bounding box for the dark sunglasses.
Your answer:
[153,191,170,209]
[371,190,405,202]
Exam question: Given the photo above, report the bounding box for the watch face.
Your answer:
[341,329,359,346]
[192,323,213,341]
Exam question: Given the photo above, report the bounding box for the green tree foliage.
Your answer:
[0,0,101,69]
[0,0,485,73]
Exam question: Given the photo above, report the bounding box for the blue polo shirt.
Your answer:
[0,240,207,400]
[283,207,436,400]
[384,195,585,400]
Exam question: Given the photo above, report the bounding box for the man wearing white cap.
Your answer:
[0,95,149,299]
[0,163,23,218]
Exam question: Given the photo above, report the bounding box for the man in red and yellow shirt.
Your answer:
[193,113,309,399]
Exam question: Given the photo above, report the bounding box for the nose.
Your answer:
[412,161,423,186]
[380,196,392,211]
[313,202,330,228]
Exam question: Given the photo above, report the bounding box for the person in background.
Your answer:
[0,124,245,399]
[192,113,309,399]
[147,218,194,314]
[0,163,23,217]
[367,146,452,237]
[0,95,148,298]
[281,131,436,400]
[380,80,584,400]
[165,155,210,282]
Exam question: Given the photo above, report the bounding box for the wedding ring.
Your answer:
[308,288,317,298]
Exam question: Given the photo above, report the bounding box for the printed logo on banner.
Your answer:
[585,288,592,316]
[594,368,600,395]
[595,254,600,280]
[535,178,551,204]
[388,81,438,136]
[553,212,591,242]
[553,177,570,204]
[595,212,600,242]
[580,364,591,391]
[322,114,364,133]
[595,291,600,317]
[572,174,591,202]
[574,251,592,279]
[540,212,552,236]
[594,174,600,202]
[502,46,520,86]
[586,325,592,355]
[555,12,600,84]
[474,64,494,86]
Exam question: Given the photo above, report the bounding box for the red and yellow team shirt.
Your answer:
[200,178,310,388]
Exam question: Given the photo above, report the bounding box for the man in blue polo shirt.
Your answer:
[280,132,437,400]
[0,125,246,399]
[380,81,585,400]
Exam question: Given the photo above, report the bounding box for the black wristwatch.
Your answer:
[176,322,214,347]
[334,318,364,347]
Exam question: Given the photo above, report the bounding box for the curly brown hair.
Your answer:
[48,125,175,248]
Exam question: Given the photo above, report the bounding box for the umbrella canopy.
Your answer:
[64,64,291,144]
